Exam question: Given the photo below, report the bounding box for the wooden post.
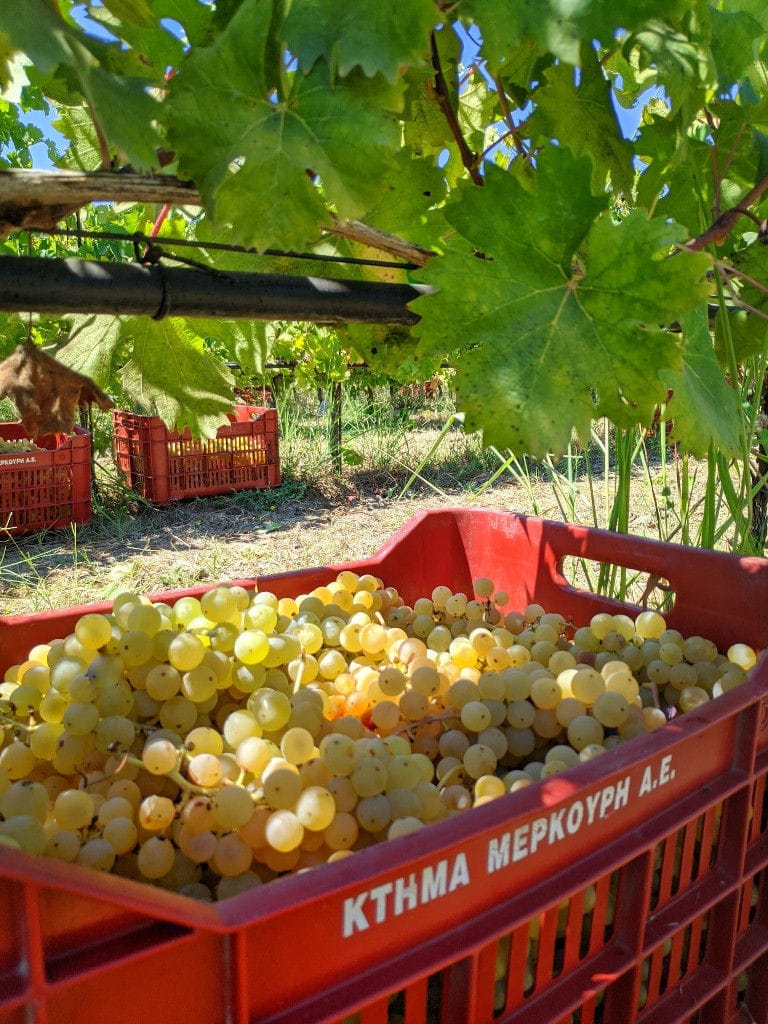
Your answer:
[328,381,343,477]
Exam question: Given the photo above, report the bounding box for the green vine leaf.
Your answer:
[403,73,451,158]
[362,147,447,243]
[634,113,709,231]
[283,0,437,82]
[603,36,659,109]
[167,0,404,251]
[623,17,711,112]
[151,0,213,47]
[54,106,103,170]
[100,0,156,27]
[77,63,164,170]
[457,69,497,160]
[662,306,742,458]
[91,6,188,71]
[2,0,165,169]
[348,323,441,382]
[458,0,690,68]
[413,153,712,457]
[54,314,123,388]
[197,319,268,378]
[533,44,634,197]
[709,7,768,91]
[0,0,71,77]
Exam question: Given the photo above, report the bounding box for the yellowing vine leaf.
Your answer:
[118,317,235,436]
[0,338,113,437]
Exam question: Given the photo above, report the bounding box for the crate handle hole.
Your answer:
[561,555,675,613]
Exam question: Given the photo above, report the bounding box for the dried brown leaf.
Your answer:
[0,340,113,437]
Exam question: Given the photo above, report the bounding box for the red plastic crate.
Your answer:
[2,509,768,1024]
[112,405,280,504]
[0,423,91,535]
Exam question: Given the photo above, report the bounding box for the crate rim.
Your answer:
[2,506,766,625]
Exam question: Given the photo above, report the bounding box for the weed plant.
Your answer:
[275,381,496,495]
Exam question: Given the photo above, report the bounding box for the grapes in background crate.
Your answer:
[112,406,280,504]
[0,422,91,534]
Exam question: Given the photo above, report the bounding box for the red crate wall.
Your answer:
[1,510,768,1024]
[112,405,280,504]
[0,423,91,535]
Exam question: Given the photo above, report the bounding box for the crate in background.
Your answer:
[1,509,768,1024]
[112,405,280,504]
[0,423,91,535]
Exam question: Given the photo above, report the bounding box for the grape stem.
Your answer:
[122,752,215,796]
[436,763,465,791]
[645,681,662,709]
[292,650,307,694]
[0,712,39,737]
[396,710,455,741]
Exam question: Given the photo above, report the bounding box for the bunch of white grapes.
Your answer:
[0,570,758,902]
[0,439,41,455]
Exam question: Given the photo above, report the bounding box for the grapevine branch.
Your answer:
[684,172,768,251]
[328,217,433,267]
[429,31,483,186]
[717,264,768,323]
[0,169,433,265]
[492,73,530,161]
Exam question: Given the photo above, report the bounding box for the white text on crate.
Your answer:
[487,775,631,873]
[638,754,675,796]
[341,754,677,938]
[342,853,471,936]
[486,754,675,875]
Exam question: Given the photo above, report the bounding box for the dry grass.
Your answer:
[0,471,546,615]
[0,399,716,616]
